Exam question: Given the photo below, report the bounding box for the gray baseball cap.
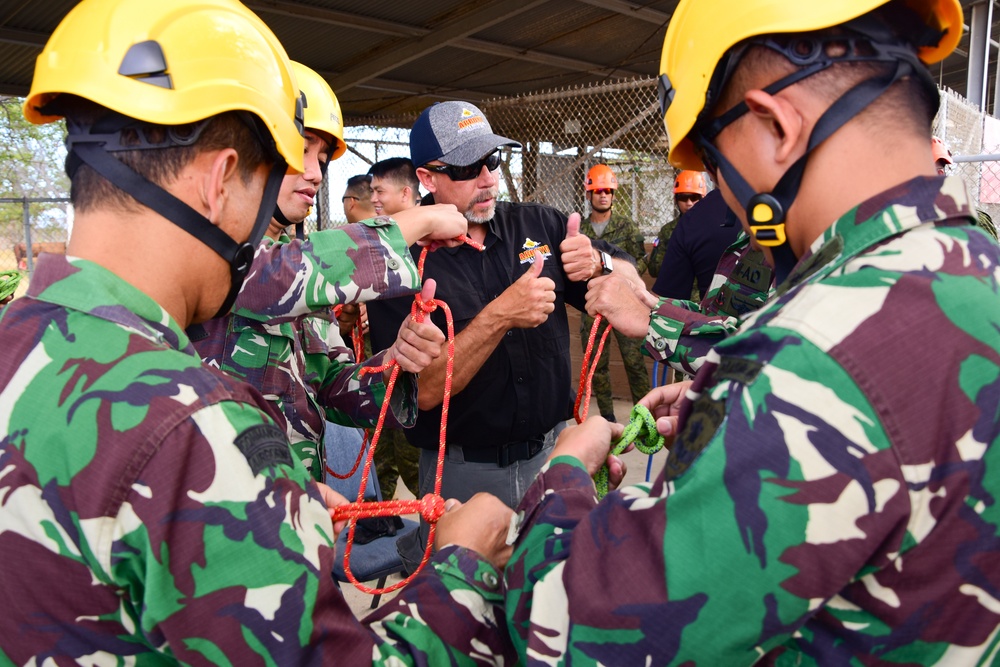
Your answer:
[410,101,521,167]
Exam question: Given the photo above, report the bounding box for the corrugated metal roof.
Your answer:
[0,0,991,124]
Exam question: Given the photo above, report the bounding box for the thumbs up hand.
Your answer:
[566,212,581,238]
[560,212,598,282]
[494,250,556,329]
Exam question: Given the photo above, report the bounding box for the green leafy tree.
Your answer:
[0,96,70,266]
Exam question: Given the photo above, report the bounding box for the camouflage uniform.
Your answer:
[504,176,1000,664]
[0,254,513,664]
[342,332,420,499]
[645,230,774,376]
[977,208,999,242]
[579,210,650,416]
[646,213,682,278]
[373,419,421,498]
[194,219,420,482]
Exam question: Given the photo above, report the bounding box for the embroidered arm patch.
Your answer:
[234,423,294,475]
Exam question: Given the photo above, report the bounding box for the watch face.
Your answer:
[601,251,614,274]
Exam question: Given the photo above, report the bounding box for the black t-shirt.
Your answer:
[652,189,741,299]
[366,200,625,451]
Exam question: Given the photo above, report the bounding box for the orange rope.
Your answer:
[330,304,366,362]
[330,235,477,596]
[573,313,613,423]
[326,305,369,481]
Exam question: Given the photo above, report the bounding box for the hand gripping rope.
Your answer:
[575,313,665,499]
[328,235,484,597]
[0,270,22,302]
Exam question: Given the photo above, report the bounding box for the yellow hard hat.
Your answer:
[24,0,305,172]
[660,0,963,170]
[291,62,346,161]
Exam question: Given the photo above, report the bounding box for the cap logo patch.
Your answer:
[518,238,552,264]
[458,115,484,132]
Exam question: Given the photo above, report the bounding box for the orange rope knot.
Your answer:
[419,493,447,523]
[411,294,438,323]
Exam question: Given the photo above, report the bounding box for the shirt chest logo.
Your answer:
[518,238,552,264]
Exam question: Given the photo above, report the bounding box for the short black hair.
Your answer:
[368,157,419,192]
[59,96,268,214]
[344,174,372,199]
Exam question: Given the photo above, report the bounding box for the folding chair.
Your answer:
[324,423,418,609]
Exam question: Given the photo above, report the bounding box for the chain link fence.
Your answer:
[327,78,679,241]
[935,87,1000,232]
[325,79,1000,243]
[7,80,1000,287]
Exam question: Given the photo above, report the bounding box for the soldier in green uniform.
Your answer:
[577,163,650,421]
[0,0,517,662]
[192,64,447,482]
[647,169,708,279]
[504,0,1000,664]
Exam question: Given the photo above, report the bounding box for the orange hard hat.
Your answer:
[586,164,619,191]
[931,136,953,165]
[674,170,708,195]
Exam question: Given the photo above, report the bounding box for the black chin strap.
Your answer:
[71,141,286,319]
[698,57,923,285]
[273,155,327,242]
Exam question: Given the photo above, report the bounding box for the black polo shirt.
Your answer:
[366,199,627,452]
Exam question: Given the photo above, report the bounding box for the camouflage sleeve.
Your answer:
[233,218,421,324]
[504,340,907,665]
[610,215,649,275]
[365,546,516,664]
[632,230,649,275]
[302,314,417,429]
[112,399,509,664]
[644,295,742,375]
[647,219,677,278]
[623,225,648,275]
[976,208,999,242]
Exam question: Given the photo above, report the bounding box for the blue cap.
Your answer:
[410,101,520,167]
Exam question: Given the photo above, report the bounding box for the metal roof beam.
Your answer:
[329,0,548,93]
[249,0,645,78]
[332,73,489,102]
[458,38,643,77]
[245,1,425,37]
[0,26,48,48]
[572,0,672,26]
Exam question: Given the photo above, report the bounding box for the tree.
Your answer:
[0,96,71,261]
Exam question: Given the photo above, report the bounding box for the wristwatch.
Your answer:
[599,250,614,275]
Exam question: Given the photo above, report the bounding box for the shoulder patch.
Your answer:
[663,392,725,482]
[714,355,763,385]
[234,423,294,475]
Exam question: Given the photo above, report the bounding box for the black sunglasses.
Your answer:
[423,151,502,181]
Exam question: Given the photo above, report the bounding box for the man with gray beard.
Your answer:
[366,101,633,573]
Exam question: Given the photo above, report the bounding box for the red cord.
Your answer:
[573,313,612,423]
[329,236,475,596]
[326,305,370,481]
